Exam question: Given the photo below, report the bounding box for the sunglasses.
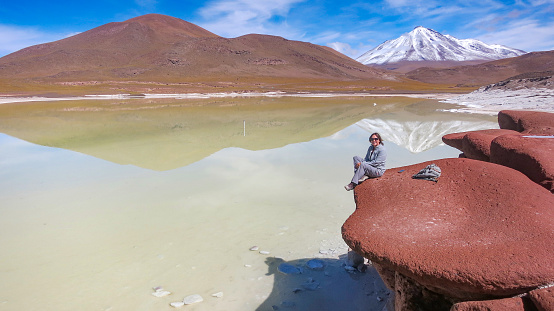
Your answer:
[370,138,380,141]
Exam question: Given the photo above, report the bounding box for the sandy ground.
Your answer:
[439,88,554,115]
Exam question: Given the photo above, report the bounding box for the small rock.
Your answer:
[292,288,303,294]
[152,290,171,298]
[183,294,203,305]
[212,292,224,298]
[170,301,185,308]
[249,246,259,251]
[377,296,383,302]
[278,263,302,275]
[259,251,270,255]
[344,265,357,272]
[302,280,320,291]
[306,259,325,270]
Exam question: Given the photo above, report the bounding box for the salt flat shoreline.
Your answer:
[1,89,553,115]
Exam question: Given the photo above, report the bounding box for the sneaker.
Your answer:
[344,182,355,191]
[358,175,369,183]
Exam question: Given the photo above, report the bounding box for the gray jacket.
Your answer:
[364,144,387,171]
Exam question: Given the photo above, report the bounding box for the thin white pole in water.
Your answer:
[243,120,246,136]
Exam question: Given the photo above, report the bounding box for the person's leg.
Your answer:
[353,156,363,170]
[351,165,366,184]
[363,164,383,178]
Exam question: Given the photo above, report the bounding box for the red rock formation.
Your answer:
[490,134,554,193]
[342,158,554,306]
[451,296,527,311]
[529,286,554,311]
[498,110,554,135]
[442,129,520,161]
[443,110,554,192]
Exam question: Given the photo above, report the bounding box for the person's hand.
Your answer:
[355,162,361,169]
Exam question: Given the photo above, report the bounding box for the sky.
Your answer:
[0,0,553,59]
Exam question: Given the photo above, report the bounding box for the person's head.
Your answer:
[369,132,383,147]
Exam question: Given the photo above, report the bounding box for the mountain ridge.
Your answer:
[0,13,400,89]
[406,50,554,86]
[357,26,526,66]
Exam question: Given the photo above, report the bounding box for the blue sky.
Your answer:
[0,0,553,58]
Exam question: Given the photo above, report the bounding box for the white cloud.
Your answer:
[196,0,306,38]
[0,25,67,57]
[327,42,374,59]
[384,0,410,8]
[327,42,360,58]
[476,19,554,52]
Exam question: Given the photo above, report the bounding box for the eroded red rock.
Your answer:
[442,129,519,161]
[442,132,466,150]
[491,135,554,193]
[529,286,554,311]
[451,296,526,311]
[498,110,554,135]
[342,158,554,301]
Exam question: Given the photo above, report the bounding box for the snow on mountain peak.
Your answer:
[356,27,526,65]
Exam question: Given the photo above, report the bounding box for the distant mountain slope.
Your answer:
[406,50,554,86]
[0,14,394,83]
[357,26,526,65]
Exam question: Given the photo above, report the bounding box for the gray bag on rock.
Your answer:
[412,164,441,182]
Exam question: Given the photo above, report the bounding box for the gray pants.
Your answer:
[351,156,384,184]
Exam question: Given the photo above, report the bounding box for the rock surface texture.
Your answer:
[442,129,521,160]
[498,110,554,135]
[344,110,554,311]
[443,110,554,193]
[490,134,554,192]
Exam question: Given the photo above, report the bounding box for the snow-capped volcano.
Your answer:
[357,26,526,65]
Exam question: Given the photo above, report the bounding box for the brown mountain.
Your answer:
[367,60,491,73]
[405,50,554,87]
[0,13,405,94]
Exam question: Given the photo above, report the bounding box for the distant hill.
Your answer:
[357,26,526,72]
[0,14,396,87]
[406,50,554,86]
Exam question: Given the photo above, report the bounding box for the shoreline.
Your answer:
[1,88,553,115]
[0,91,458,104]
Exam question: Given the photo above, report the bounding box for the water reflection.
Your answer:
[0,97,495,170]
[0,97,497,311]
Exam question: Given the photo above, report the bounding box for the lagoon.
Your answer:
[0,97,496,310]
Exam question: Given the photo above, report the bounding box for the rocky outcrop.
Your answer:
[498,110,554,135]
[529,286,554,311]
[491,134,554,192]
[343,110,554,311]
[443,110,554,193]
[451,296,528,311]
[342,158,554,310]
[442,129,520,161]
[450,285,554,311]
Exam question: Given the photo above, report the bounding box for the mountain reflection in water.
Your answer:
[0,96,496,170]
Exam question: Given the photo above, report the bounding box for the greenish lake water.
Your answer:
[0,97,496,311]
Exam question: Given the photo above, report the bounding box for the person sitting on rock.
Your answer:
[345,132,387,191]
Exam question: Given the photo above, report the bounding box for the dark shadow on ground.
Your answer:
[256,255,392,311]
